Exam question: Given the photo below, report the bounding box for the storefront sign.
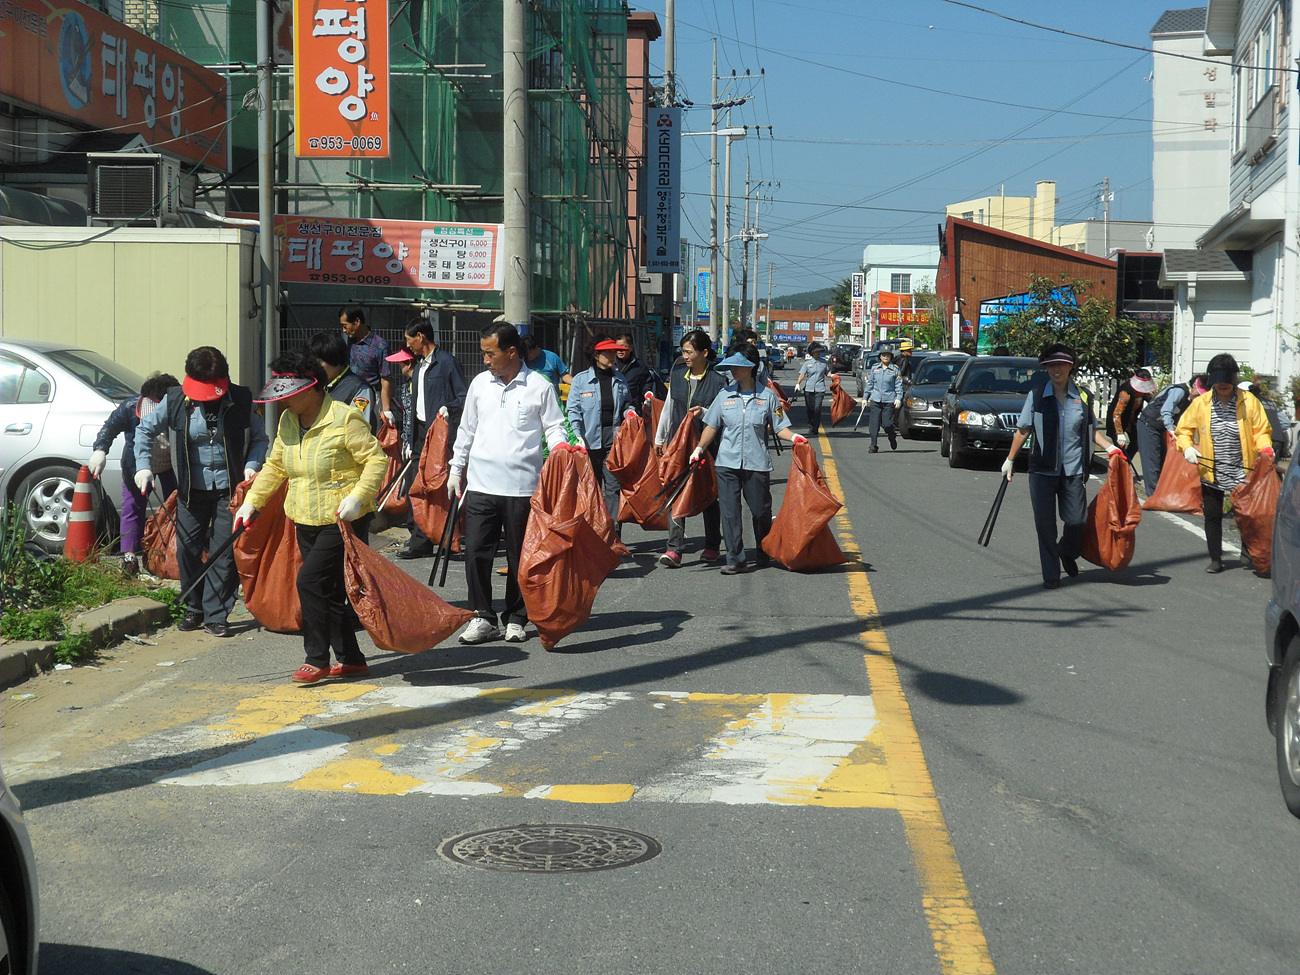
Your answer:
[646,107,682,273]
[0,0,229,170]
[695,267,711,320]
[294,0,390,158]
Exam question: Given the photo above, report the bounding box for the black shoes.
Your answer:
[204,622,232,638]
[720,563,747,575]
[395,546,433,560]
[889,440,898,450]
[177,610,203,632]
[1206,560,1223,574]
[869,446,879,454]
[1043,580,1060,589]
[1061,556,1079,578]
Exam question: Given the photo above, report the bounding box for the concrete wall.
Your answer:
[859,244,940,296]
[0,228,260,386]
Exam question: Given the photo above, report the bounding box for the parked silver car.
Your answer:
[0,339,142,553]
[0,757,39,974]
[899,352,970,439]
[1265,449,1300,817]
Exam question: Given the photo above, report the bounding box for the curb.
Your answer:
[0,596,173,691]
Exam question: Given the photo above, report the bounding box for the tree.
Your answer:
[908,279,951,351]
[982,274,1163,379]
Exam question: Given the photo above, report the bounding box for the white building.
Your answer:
[859,244,941,296]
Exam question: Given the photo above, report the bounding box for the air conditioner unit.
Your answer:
[86,153,185,226]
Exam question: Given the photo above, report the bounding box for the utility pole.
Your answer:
[255,0,275,374]
[709,40,719,343]
[721,116,738,345]
[664,0,675,105]
[1102,176,1111,255]
[766,261,773,333]
[750,193,764,330]
[741,157,751,329]
[502,0,531,329]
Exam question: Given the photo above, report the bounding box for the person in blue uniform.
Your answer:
[566,338,631,521]
[794,342,832,436]
[694,346,805,575]
[864,348,903,452]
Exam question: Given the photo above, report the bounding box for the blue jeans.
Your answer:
[1028,472,1087,583]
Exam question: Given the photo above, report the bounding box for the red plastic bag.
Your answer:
[375,422,409,515]
[761,441,847,571]
[1080,453,1143,572]
[829,374,854,426]
[230,478,303,632]
[1142,433,1203,514]
[659,418,717,519]
[606,412,651,489]
[1231,460,1281,574]
[607,413,669,530]
[643,395,665,433]
[408,414,460,551]
[765,378,791,413]
[142,491,181,580]
[519,449,625,649]
[341,521,475,652]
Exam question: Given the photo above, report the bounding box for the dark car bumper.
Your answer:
[954,424,1017,450]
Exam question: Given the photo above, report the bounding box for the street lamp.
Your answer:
[718,126,746,345]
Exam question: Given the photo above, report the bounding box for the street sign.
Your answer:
[695,267,711,320]
[646,107,682,273]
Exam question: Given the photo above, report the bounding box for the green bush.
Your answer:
[54,628,95,665]
[147,587,187,623]
[0,606,62,641]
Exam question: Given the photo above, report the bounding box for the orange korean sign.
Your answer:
[878,308,931,326]
[238,215,505,291]
[0,0,229,170]
[294,0,389,158]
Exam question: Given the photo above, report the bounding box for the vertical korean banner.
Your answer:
[646,107,682,273]
[294,0,390,158]
[695,268,712,321]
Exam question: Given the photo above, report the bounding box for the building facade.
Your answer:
[945,180,1057,242]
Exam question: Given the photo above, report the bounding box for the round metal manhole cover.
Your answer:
[440,824,661,873]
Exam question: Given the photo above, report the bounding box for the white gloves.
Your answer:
[243,467,258,484]
[791,434,809,445]
[382,410,395,425]
[1183,446,1201,465]
[88,450,107,478]
[1116,432,1130,448]
[1106,444,1124,457]
[233,502,256,531]
[690,446,704,464]
[402,443,412,461]
[624,409,639,421]
[1000,458,1014,481]
[437,405,449,419]
[134,469,153,496]
[447,473,463,501]
[893,399,901,409]
[335,495,362,522]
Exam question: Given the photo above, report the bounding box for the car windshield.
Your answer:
[914,359,964,385]
[47,349,144,402]
[960,362,1048,394]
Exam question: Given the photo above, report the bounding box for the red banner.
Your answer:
[294,0,389,158]
[878,309,931,326]
[0,0,229,170]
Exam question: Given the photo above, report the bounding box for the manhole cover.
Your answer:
[440,824,661,873]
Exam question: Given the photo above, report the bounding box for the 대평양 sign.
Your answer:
[294,0,390,158]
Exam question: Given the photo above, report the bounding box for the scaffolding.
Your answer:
[156,0,633,331]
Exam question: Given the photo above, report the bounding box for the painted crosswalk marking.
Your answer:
[152,684,892,807]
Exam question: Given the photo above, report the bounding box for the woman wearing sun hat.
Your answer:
[1107,367,1157,465]
[236,350,388,683]
[694,345,805,574]
[1001,344,1124,589]
[566,337,631,521]
[794,342,832,436]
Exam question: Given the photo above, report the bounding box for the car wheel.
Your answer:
[948,431,965,469]
[15,463,85,555]
[1276,642,1300,817]
[940,422,950,458]
[0,877,16,975]
[900,413,911,440]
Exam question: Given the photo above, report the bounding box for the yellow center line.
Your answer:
[818,434,996,975]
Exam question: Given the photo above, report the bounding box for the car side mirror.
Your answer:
[948,383,958,394]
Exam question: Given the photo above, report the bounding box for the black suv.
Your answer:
[940,356,1047,469]
[830,343,861,374]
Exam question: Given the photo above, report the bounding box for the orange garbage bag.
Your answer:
[408,414,460,551]
[1142,433,1203,513]
[519,449,625,650]
[375,422,410,515]
[659,418,717,519]
[142,491,181,579]
[765,378,792,413]
[829,374,854,426]
[608,413,668,530]
[1231,460,1281,574]
[1080,452,1143,572]
[643,394,665,433]
[228,478,303,632]
[761,441,847,571]
[606,412,650,489]
[340,521,475,652]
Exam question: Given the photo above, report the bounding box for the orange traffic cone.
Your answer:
[64,465,97,562]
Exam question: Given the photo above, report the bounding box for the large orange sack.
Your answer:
[761,441,847,571]
[1231,460,1281,574]
[606,412,651,489]
[765,378,792,413]
[229,478,303,632]
[375,422,410,514]
[659,418,717,519]
[143,491,181,579]
[1080,453,1143,572]
[1142,433,1203,513]
[607,413,669,530]
[829,374,854,426]
[519,449,625,650]
[408,414,461,550]
[340,521,474,652]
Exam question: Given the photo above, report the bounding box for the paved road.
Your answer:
[5,411,1298,974]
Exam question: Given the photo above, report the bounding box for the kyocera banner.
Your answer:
[294,0,390,158]
[646,107,682,274]
[0,0,229,170]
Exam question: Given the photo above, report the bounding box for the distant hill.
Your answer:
[769,287,834,310]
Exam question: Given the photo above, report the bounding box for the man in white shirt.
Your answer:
[449,323,572,644]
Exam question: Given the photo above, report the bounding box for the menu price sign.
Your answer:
[418,225,501,290]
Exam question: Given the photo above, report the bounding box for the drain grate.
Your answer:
[440,824,662,873]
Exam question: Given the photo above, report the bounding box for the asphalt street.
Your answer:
[4,404,1299,975]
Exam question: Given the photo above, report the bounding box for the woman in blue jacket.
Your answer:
[864,349,903,452]
[566,338,631,520]
[795,342,832,436]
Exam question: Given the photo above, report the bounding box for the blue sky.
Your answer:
[631,0,1169,298]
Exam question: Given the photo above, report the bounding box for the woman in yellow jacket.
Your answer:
[1174,353,1274,573]
[236,350,388,683]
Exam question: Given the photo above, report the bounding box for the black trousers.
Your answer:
[803,391,825,436]
[1028,472,1087,584]
[463,491,531,626]
[175,487,238,623]
[587,447,622,523]
[402,417,433,554]
[667,501,722,554]
[1201,483,1231,562]
[867,401,897,448]
[716,467,772,568]
[296,517,371,669]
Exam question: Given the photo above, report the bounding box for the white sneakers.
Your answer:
[459,618,528,644]
[459,618,501,644]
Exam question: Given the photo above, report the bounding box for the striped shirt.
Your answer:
[1209,393,1245,490]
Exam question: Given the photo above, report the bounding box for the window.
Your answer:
[890,273,911,294]
[961,211,974,222]
[0,355,52,405]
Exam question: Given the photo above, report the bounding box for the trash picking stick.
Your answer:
[978,476,1009,548]
[178,514,255,605]
[853,398,870,432]
[149,481,181,539]
[428,491,462,588]
[656,458,703,518]
[378,455,415,509]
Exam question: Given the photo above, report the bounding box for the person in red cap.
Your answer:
[134,346,268,636]
[566,338,631,522]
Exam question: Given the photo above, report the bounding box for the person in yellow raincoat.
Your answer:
[1174,353,1273,574]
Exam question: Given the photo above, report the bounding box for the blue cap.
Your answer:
[716,352,759,370]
